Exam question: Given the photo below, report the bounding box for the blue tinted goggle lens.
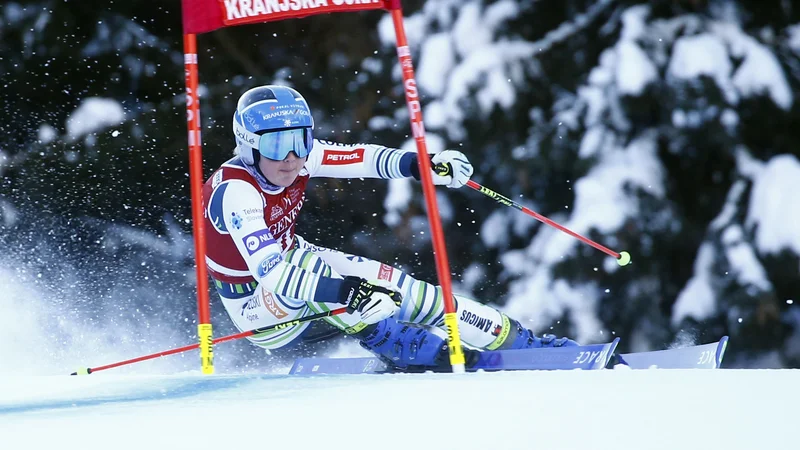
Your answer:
[258,128,313,160]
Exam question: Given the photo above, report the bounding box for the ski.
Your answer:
[617,336,728,369]
[289,338,620,375]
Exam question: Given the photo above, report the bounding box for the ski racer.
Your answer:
[202,85,577,370]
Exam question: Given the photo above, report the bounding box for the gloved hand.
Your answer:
[338,276,402,325]
[431,150,473,189]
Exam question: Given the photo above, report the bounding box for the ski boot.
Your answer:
[496,317,579,349]
[354,317,479,372]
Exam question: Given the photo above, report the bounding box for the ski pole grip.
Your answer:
[433,163,450,177]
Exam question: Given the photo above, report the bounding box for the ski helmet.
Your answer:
[233,85,314,165]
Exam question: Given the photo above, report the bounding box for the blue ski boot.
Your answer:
[355,317,479,371]
[496,318,579,349]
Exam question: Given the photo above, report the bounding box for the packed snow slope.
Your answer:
[0,369,795,450]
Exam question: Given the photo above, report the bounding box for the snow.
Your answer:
[1,369,796,450]
[667,24,793,110]
[721,225,771,291]
[746,154,800,256]
[619,5,649,41]
[578,125,606,158]
[789,24,800,52]
[615,41,657,96]
[615,6,658,96]
[720,108,739,129]
[478,68,516,113]
[588,52,615,87]
[65,97,126,142]
[37,123,57,144]
[0,199,18,227]
[442,41,535,127]
[667,33,737,103]
[382,178,412,227]
[715,23,794,110]
[451,2,492,58]
[710,179,747,229]
[422,100,448,129]
[672,245,716,323]
[417,33,454,97]
[0,264,190,377]
[480,210,509,248]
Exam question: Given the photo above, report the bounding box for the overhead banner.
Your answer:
[182,0,389,34]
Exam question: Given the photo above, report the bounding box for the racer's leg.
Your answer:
[295,236,577,355]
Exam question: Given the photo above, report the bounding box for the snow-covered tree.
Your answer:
[366,0,800,366]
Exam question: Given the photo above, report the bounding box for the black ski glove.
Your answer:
[338,276,403,325]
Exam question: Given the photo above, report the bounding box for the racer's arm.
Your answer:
[304,139,473,188]
[304,140,416,179]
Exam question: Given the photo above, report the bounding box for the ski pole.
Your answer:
[434,164,631,266]
[71,307,348,375]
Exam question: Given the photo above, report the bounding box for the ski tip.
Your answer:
[715,336,729,368]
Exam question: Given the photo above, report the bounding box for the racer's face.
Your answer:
[259,151,307,187]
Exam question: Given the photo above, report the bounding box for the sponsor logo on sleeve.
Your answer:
[257,252,282,278]
[378,263,394,281]
[322,148,365,165]
[243,229,277,256]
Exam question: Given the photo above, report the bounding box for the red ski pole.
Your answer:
[435,163,631,266]
[71,307,348,375]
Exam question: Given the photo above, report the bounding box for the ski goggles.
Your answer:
[256,127,313,160]
[234,120,313,160]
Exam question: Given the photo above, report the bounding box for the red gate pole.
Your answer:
[183,33,213,375]
[386,1,465,373]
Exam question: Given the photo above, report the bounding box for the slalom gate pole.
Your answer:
[448,172,631,264]
[387,0,466,373]
[183,32,214,375]
[70,307,348,375]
